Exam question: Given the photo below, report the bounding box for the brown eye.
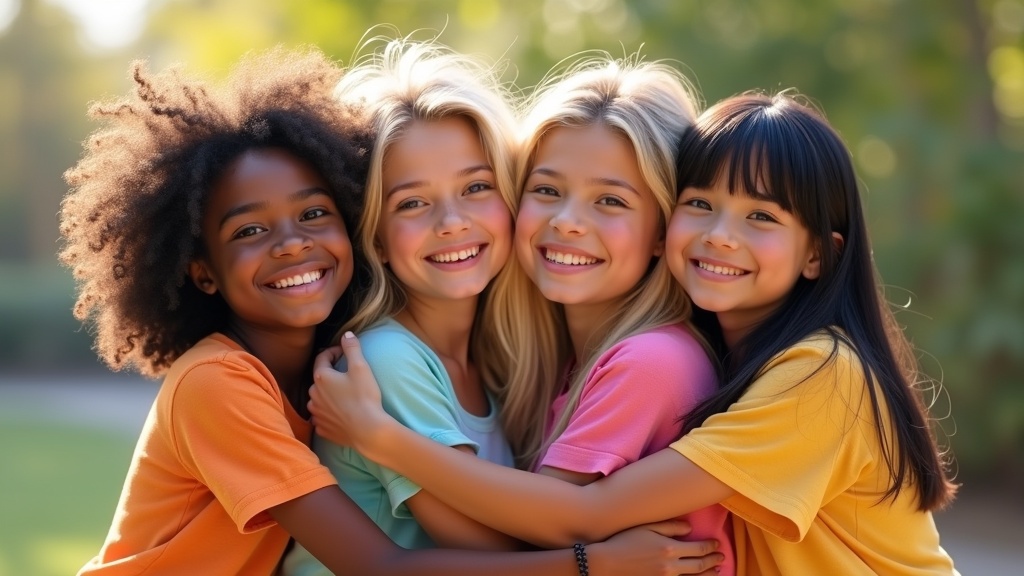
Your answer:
[233,225,265,239]
[301,207,329,220]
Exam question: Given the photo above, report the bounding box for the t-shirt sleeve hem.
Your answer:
[236,467,338,533]
[540,442,627,476]
[384,432,478,518]
[671,438,808,542]
[429,430,478,452]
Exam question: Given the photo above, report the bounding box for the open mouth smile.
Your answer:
[267,269,326,289]
[543,248,602,266]
[428,245,482,264]
[694,259,748,276]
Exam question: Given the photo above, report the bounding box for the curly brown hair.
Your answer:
[59,47,372,378]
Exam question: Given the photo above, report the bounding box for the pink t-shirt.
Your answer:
[538,323,735,576]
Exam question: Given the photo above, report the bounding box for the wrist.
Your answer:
[572,543,590,576]
[359,414,402,468]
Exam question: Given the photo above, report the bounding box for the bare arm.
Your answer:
[407,445,522,550]
[309,335,735,548]
[270,486,722,575]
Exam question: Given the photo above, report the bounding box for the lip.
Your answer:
[690,257,749,281]
[424,243,488,270]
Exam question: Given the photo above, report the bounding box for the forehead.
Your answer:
[380,117,490,190]
[203,148,331,223]
[533,124,637,171]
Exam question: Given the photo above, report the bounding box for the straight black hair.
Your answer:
[678,92,956,511]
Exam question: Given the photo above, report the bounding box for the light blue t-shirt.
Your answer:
[283,318,514,574]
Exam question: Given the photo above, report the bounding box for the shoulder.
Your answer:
[169,334,268,384]
[600,323,713,373]
[357,319,434,367]
[161,334,278,408]
[756,331,867,399]
[589,324,715,392]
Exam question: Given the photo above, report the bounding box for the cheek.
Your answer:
[514,201,545,249]
[479,200,514,246]
[379,218,419,260]
[667,213,697,252]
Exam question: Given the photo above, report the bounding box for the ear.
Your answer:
[802,232,844,280]
[651,236,665,258]
[374,237,389,264]
[188,260,219,295]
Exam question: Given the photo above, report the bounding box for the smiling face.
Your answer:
[515,123,663,312]
[377,116,512,305]
[666,180,821,343]
[189,147,353,337]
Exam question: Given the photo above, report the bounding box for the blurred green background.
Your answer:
[1,0,1022,574]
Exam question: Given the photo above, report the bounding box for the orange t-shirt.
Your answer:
[79,334,337,576]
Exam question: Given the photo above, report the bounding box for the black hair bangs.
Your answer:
[676,93,842,234]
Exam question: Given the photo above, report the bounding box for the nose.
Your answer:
[270,222,314,257]
[702,213,738,249]
[549,199,586,236]
[435,199,471,236]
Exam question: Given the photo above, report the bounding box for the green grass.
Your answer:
[0,421,136,576]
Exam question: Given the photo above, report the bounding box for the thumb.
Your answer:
[338,331,367,370]
[640,519,693,538]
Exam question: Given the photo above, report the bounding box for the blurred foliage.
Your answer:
[0,0,1021,483]
[0,421,137,575]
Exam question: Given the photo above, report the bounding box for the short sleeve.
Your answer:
[339,326,476,516]
[541,327,716,476]
[672,339,876,541]
[168,357,333,532]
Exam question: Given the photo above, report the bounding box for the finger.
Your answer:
[313,348,341,380]
[675,551,725,574]
[338,331,368,369]
[642,519,693,538]
[672,538,720,558]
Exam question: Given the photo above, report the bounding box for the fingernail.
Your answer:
[344,331,354,339]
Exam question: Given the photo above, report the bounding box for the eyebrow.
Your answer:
[385,164,493,197]
[530,167,641,197]
[218,187,330,229]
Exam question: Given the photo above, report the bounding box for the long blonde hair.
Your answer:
[493,54,704,469]
[334,37,518,362]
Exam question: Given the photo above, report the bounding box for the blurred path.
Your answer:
[1,375,1022,574]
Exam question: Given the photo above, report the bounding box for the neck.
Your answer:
[562,301,617,362]
[224,318,315,394]
[395,294,478,365]
[717,311,763,351]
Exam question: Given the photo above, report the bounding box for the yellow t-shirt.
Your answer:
[671,333,957,575]
[78,334,338,576]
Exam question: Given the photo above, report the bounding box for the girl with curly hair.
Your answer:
[61,46,713,576]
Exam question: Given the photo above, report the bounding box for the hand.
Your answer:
[586,520,723,576]
[308,332,393,453]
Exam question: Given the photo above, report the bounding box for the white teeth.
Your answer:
[430,246,480,263]
[270,269,323,289]
[697,260,745,276]
[545,249,598,266]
